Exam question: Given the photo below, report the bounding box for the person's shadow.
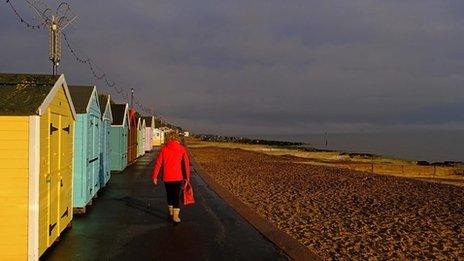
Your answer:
[111,195,167,220]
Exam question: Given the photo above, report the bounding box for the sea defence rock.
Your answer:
[194,134,305,147]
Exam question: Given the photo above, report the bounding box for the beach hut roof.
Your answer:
[0,73,76,118]
[98,94,108,114]
[111,103,128,126]
[142,116,153,126]
[68,85,98,114]
[98,93,113,122]
[128,108,138,127]
[137,116,146,129]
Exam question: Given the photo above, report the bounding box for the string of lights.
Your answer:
[4,0,45,29]
[3,0,156,116]
[61,31,151,112]
[61,28,156,115]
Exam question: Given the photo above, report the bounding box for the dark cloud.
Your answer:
[2,0,464,135]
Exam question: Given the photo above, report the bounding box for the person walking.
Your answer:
[152,132,191,224]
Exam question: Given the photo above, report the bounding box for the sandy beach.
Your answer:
[190,146,464,259]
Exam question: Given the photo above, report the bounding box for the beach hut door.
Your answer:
[59,116,72,229]
[91,115,100,189]
[106,123,111,178]
[123,128,127,162]
[48,113,60,243]
[87,119,94,196]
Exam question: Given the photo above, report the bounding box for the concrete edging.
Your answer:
[190,157,321,261]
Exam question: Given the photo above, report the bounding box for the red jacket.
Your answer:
[152,140,190,182]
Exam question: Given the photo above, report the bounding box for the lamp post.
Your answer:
[49,15,61,75]
[130,88,134,110]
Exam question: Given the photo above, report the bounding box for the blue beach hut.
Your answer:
[98,94,113,187]
[110,103,129,172]
[68,85,101,212]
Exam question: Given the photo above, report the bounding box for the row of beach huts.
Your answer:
[0,73,171,260]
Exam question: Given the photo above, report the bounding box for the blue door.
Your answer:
[87,117,94,197]
[91,115,100,195]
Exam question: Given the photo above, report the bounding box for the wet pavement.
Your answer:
[41,150,287,261]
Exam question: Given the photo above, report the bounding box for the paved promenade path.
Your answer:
[42,150,287,261]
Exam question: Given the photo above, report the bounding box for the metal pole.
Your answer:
[130,88,134,109]
[49,15,60,75]
[325,132,328,148]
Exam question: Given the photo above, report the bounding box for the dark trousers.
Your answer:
[164,181,182,208]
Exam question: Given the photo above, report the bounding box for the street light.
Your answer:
[130,88,134,109]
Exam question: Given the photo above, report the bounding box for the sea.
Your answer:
[250,130,464,163]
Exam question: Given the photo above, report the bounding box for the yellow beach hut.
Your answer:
[152,128,164,146]
[152,118,165,146]
[0,73,76,260]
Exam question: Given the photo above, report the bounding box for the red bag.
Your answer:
[183,180,195,205]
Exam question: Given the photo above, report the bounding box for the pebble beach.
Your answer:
[190,146,464,259]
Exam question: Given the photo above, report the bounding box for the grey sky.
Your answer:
[2,0,464,135]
